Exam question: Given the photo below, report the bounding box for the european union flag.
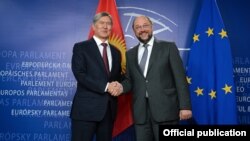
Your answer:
[187,0,238,124]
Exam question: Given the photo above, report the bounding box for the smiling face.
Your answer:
[92,15,112,42]
[132,16,153,44]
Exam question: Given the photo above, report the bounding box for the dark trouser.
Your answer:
[71,103,113,141]
[135,99,179,141]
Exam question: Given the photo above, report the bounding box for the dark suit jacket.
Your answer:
[122,39,191,124]
[70,38,122,121]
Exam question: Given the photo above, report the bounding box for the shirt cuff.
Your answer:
[105,83,109,92]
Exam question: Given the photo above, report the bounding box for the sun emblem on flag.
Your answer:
[109,33,127,74]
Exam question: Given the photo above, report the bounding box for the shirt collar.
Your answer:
[93,36,109,46]
[139,36,154,47]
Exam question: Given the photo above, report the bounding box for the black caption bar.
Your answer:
[159,125,249,140]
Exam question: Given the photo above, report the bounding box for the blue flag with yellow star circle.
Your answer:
[186,0,238,124]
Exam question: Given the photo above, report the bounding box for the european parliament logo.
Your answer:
[118,6,179,49]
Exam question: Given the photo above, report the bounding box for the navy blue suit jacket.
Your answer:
[70,38,122,121]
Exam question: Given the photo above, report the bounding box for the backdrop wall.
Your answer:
[0,0,249,141]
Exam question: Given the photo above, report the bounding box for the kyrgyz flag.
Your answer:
[88,0,133,137]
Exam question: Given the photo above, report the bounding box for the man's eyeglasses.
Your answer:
[134,24,151,30]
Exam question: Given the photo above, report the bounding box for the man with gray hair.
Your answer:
[70,12,122,141]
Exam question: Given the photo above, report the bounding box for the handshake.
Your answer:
[107,81,123,97]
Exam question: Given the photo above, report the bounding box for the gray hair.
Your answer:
[93,12,113,25]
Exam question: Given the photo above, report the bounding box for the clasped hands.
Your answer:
[107,81,123,96]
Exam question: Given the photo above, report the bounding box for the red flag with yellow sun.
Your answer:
[88,0,133,137]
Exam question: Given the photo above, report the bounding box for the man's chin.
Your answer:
[138,36,147,41]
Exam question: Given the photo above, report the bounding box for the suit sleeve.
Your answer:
[121,53,132,93]
[169,43,192,110]
[71,43,107,94]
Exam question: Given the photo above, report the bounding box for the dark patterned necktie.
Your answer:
[139,44,149,74]
[101,43,110,75]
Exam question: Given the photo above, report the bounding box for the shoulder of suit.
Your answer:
[156,39,176,46]
[109,43,117,49]
[155,40,178,50]
[73,39,95,49]
[109,44,121,54]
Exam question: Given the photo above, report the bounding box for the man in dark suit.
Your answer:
[70,12,122,141]
[111,15,192,141]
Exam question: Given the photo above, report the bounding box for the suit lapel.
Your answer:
[133,44,145,77]
[147,40,159,77]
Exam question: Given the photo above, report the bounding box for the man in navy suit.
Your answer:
[70,12,122,141]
